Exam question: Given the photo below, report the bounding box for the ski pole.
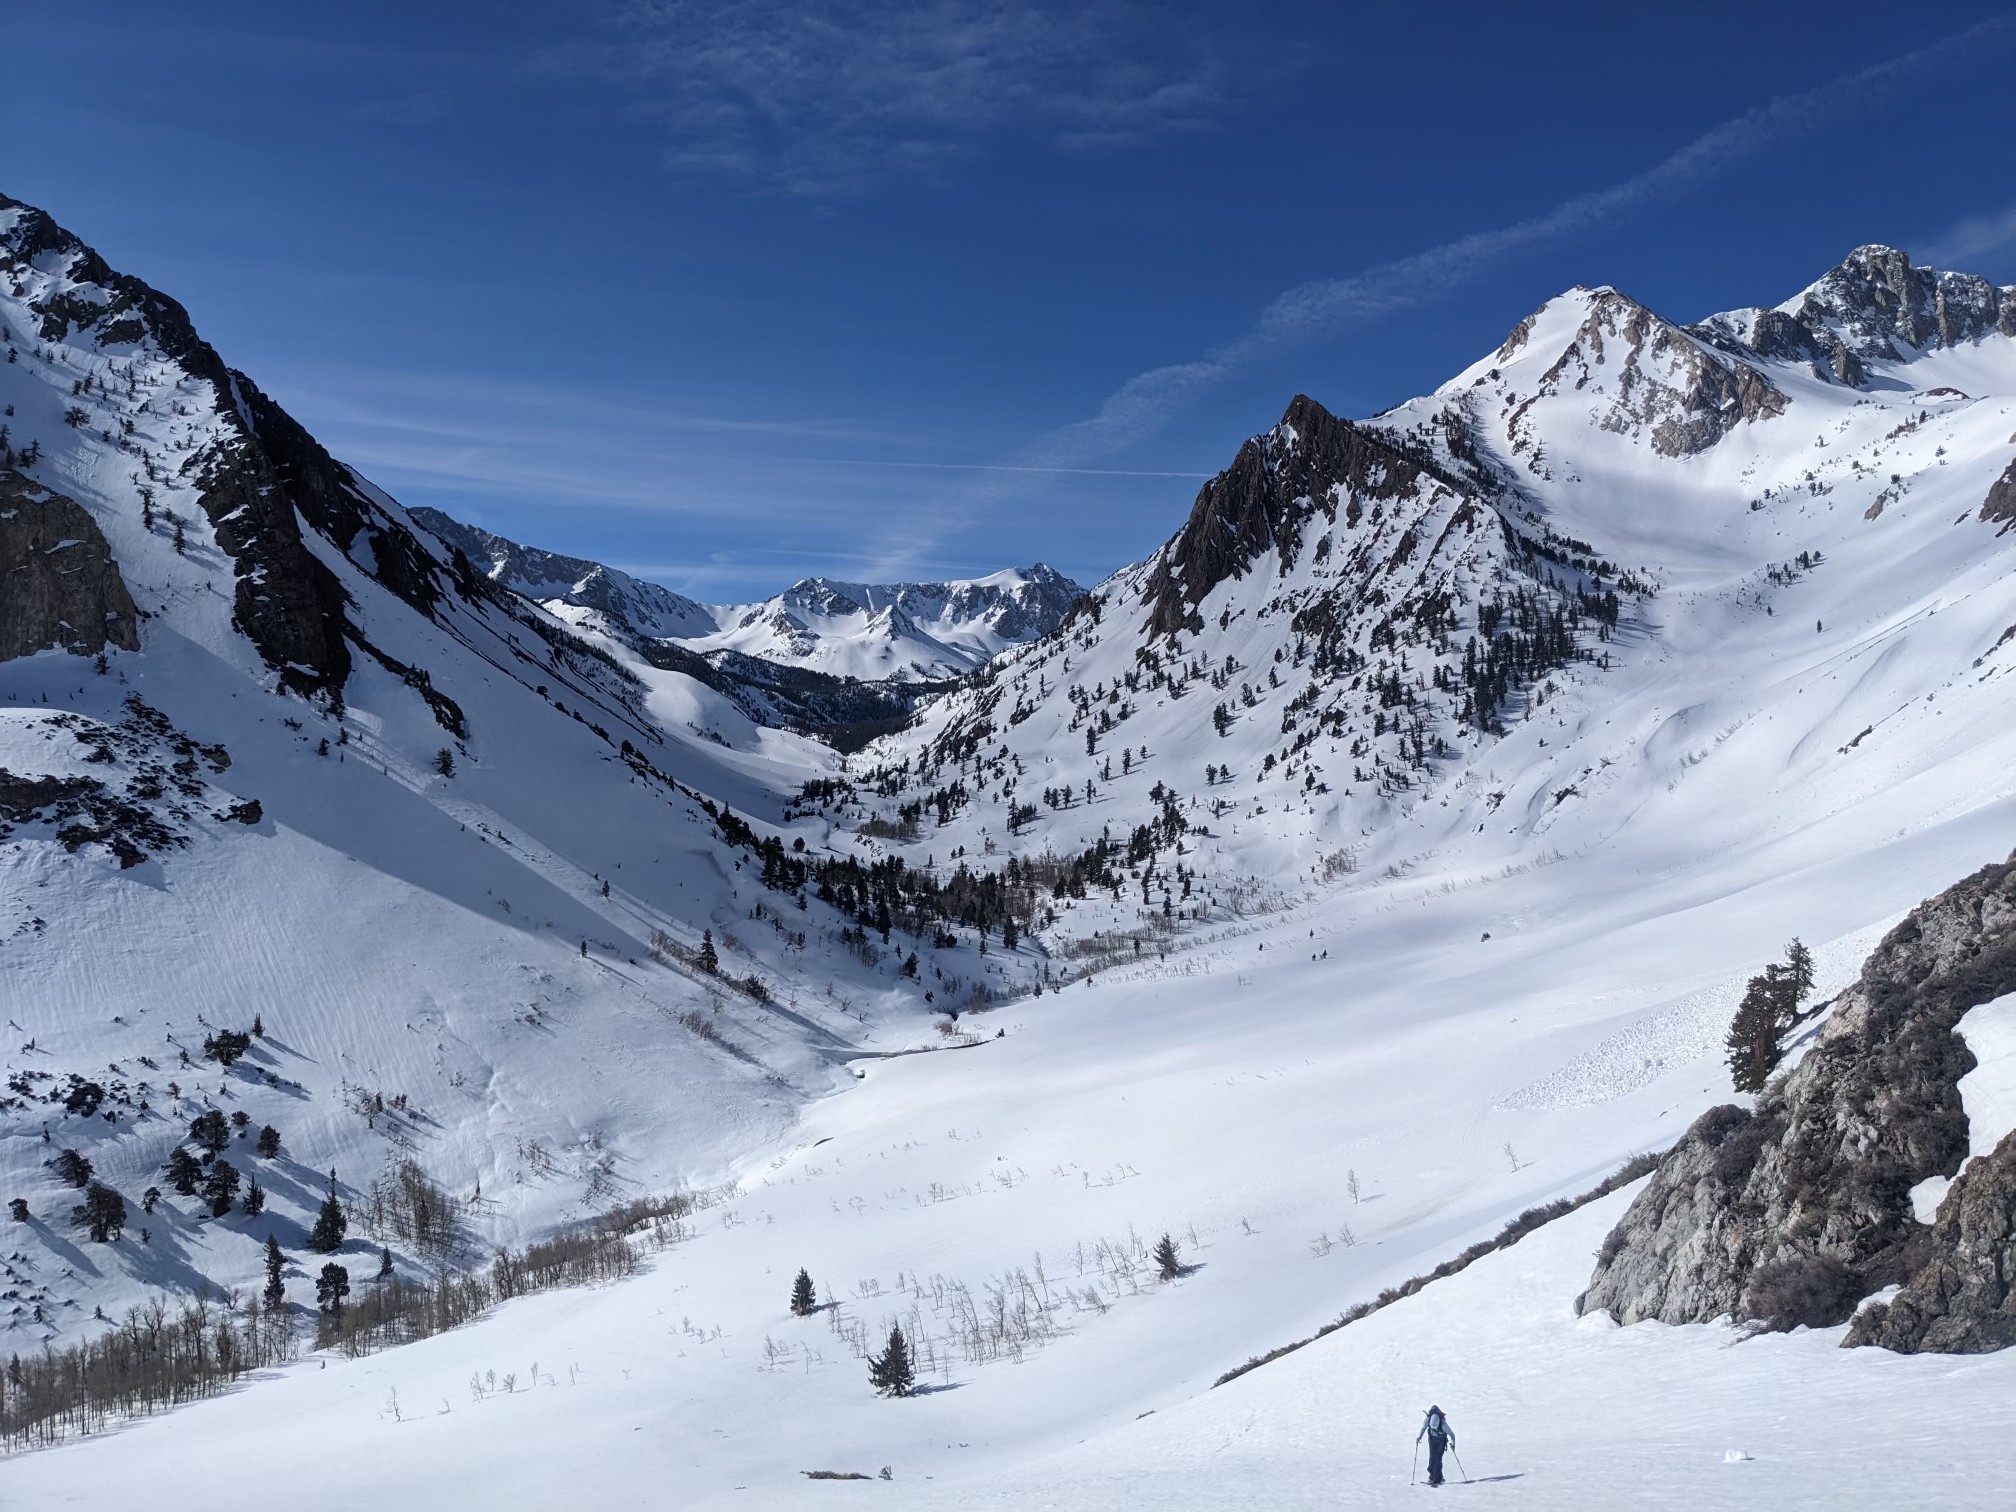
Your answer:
[1452,1447,1469,1484]
[1411,1441,1419,1485]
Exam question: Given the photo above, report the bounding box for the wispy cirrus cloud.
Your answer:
[556,0,1247,196]
[1919,201,2016,271]
[1034,14,2016,463]
[854,15,2016,580]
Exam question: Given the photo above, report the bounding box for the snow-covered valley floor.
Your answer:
[12,806,2016,1509]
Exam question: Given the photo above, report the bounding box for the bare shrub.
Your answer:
[1743,1255,1866,1332]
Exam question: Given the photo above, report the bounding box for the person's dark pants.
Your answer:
[1427,1435,1447,1485]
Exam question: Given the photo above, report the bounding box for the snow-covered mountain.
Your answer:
[694,565,1086,681]
[408,509,720,641]
[7,195,2016,1504]
[414,506,1084,683]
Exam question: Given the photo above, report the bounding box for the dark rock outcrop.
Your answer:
[1694,246,2015,386]
[1582,853,2016,1345]
[1,193,454,699]
[1139,394,1450,638]
[1853,1129,2016,1353]
[0,468,140,661]
[1537,291,1786,457]
[1982,458,2016,527]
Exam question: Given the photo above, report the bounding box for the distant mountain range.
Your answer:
[411,507,1085,684]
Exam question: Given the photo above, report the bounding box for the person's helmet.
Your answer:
[1429,1405,1441,1414]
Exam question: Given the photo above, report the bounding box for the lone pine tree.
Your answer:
[316,1262,351,1315]
[868,1323,915,1397]
[309,1182,347,1253]
[77,1182,126,1242]
[1153,1232,1184,1281]
[790,1268,817,1317]
[699,929,720,975]
[203,1159,241,1218]
[264,1234,287,1308]
[1725,938,1817,1094]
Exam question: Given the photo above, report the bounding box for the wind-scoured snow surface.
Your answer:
[5,199,2016,1506]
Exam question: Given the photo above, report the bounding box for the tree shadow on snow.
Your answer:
[909,1381,966,1396]
[1465,1474,1524,1484]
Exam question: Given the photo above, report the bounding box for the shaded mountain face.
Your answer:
[1,193,455,698]
[411,508,719,641]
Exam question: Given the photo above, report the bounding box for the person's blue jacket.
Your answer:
[1417,1407,1454,1445]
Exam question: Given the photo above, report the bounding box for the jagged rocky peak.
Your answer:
[1693,245,2016,385]
[1582,852,2016,1352]
[1139,392,1455,638]
[0,469,140,662]
[775,565,1083,633]
[1785,244,2016,360]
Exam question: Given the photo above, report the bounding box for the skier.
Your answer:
[1417,1404,1455,1486]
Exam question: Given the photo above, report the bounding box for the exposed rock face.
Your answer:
[1,193,454,698]
[1140,393,1451,638]
[1853,1128,2016,1353]
[1582,853,2016,1343]
[1534,291,1786,457]
[0,468,140,661]
[1694,246,2016,385]
[1983,458,2016,527]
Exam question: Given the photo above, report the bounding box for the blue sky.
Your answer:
[8,2,2016,599]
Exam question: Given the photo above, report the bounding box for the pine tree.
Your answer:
[255,1124,281,1159]
[789,1268,817,1317]
[1726,967,1793,1093]
[698,930,719,975]
[53,1148,94,1188]
[165,1147,203,1196]
[78,1182,126,1242]
[316,1262,351,1315]
[309,1183,347,1253]
[189,1108,230,1153]
[1725,939,1818,1094]
[263,1234,287,1308]
[1785,938,1815,1002]
[434,747,455,777]
[867,1323,915,1397]
[203,1159,241,1219]
[1153,1232,1184,1281]
[241,1177,266,1217]
[377,1244,394,1281]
